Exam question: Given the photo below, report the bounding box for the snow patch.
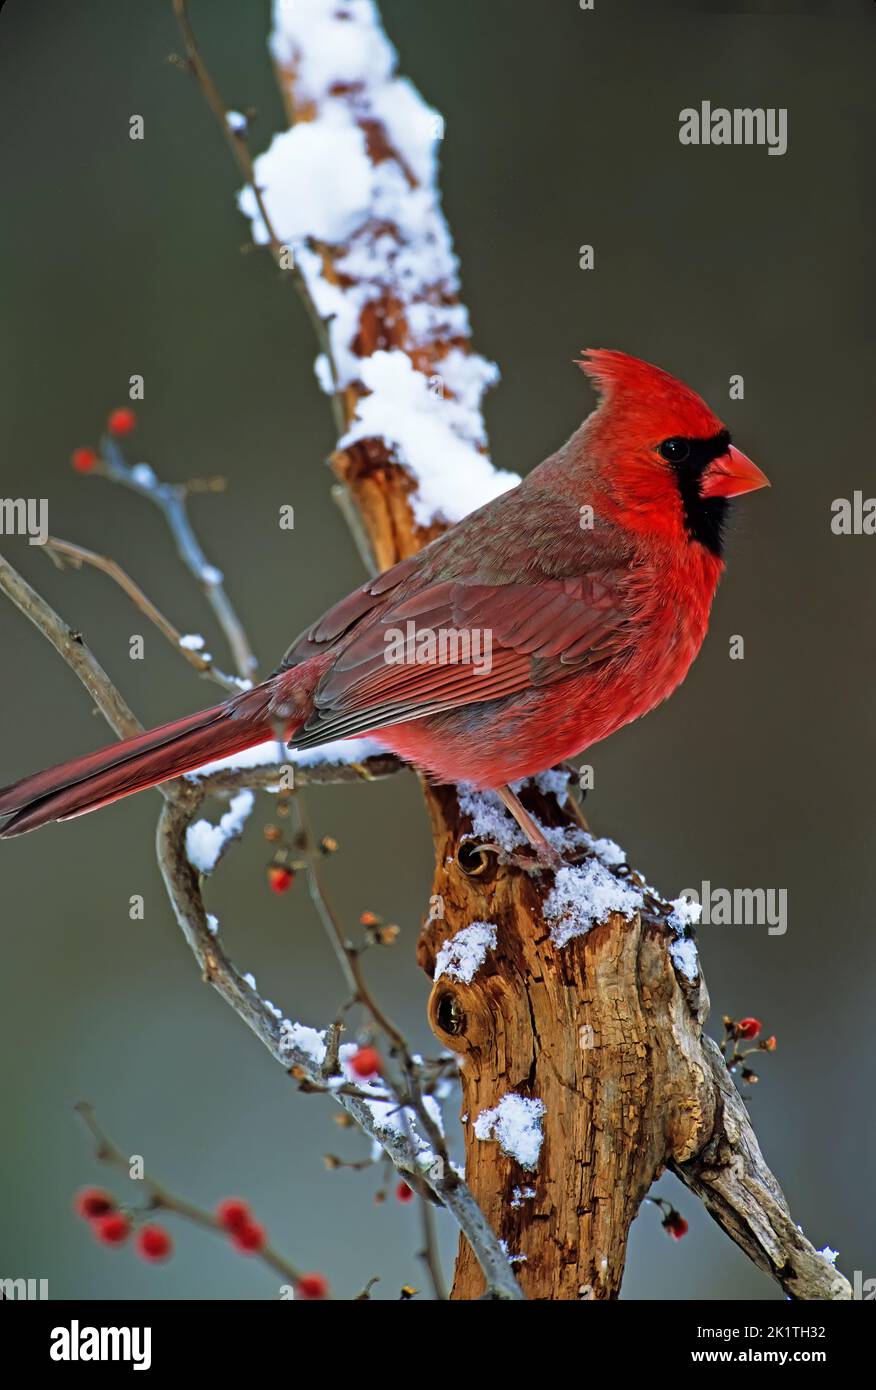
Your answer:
[290,735,388,766]
[185,790,254,874]
[434,921,496,985]
[271,0,396,105]
[669,937,700,981]
[340,351,516,526]
[545,862,643,948]
[279,1020,328,1065]
[190,735,388,779]
[240,111,374,245]
[511,1185,536,1209]
[668,893,703,932]
[474,1093,545,1171]
[585,835,627,868]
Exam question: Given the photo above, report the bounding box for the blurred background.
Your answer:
[0,0,872,1300]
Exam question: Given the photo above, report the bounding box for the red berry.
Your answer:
[107,407,136,436]
[136,1224,173,1262]
[92,1212,130,1245]
[737,1017,762,1040]
[216,1197,253,1232]
[71,447,99,473]
[74,1187,115,1220]
[395,1181,414,1204]
[267,865,294,894]
[296,1272,329,1300]
[230,1220,266,1254]
[349,1046,382,1079]
[663,1213,689,1241]
[359,910,380,926]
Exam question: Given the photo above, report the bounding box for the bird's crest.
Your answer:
[576,349,723,437]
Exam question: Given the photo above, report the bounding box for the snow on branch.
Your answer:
[247,0,519,532]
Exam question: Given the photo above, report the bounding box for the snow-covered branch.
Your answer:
[258,0,519,565]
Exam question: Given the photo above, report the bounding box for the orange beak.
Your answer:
[700,444,770,499]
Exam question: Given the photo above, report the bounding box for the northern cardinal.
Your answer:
[0,351,768,854]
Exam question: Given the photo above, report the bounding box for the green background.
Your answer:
[0,0,872,1299]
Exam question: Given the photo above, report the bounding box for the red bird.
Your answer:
[0,351,768,856]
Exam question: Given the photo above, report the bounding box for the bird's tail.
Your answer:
[0,680,289,837]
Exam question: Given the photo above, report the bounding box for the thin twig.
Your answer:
[75,1101,311,1289]
[290,791,450,1300]
[170,0,345,437]
[96,436,258,681]
[43,537,245,693]
[292,794,403,1037]
[0,550,143,741]
[291,794,451,1155]
[418,1193,448,1302]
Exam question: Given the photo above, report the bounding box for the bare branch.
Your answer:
[0,549,143,741]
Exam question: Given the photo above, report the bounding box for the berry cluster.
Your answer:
[74,1188,172,1262]
[75,1186,329,1297]
[70,407,137,473]
[215,1197,266,1254]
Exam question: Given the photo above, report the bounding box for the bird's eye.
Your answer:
[659,437,690,464]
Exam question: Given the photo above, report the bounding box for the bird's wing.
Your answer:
[286,564,637,748]
[278,549,427,672]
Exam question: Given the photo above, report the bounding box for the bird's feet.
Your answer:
[496,785,572,872]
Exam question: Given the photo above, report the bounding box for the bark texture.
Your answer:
[416,783,707,1299]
